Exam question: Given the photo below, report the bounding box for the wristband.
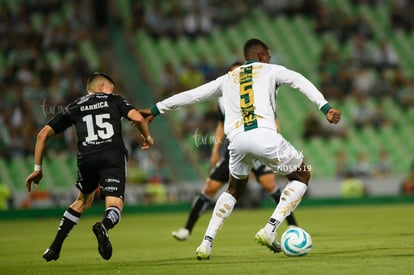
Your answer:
[146,136,152,141]
[150,104,160,116]
[34,164,42,171]
[320,103,332,115]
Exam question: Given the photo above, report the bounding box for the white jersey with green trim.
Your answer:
[156,61,328,141]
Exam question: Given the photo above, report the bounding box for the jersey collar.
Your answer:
[244,60,258,65]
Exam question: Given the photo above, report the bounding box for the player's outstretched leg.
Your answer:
[92,222,112,260]
[195,192,236,260]
[256,181,307,252]
[43,207,81,262]
[269,187,299,227]
[92,206,121,260]
[172,193,212,241]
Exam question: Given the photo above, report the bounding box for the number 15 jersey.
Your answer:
[48,93,134,156]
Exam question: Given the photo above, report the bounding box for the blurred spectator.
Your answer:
[318,42,342,77]
[196,55,214,81]
[351,152,372,178]
[371,103,391,131]
[335,66,353,100]
[373,150,393,178]
[144,2,170,39]
[0,182,12,210]
[335,150,353,178]
[178,59,205,90]
[390,68,410,99]
[390,0,414,33]
[206,55,228,81]
[350,96,375,130]
[340,171,367,198]
[314,5,335,34]
[347,34,374,69]
[159,61,181,98]
[395,82,414,110]
[144,178,167,204]
[320,115,348,139]
[372,40,399,72]
[183,5,213,38]
[401,160,414,195]
[320,71,341,99]
[261,0,303,17]
[303,111,347,140]
[303,111,322,140]
[371,70,392,99]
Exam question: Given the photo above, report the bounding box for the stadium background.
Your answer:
[0,0,413,211]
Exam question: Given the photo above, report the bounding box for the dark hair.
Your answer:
[87,72,115,86]
[243,38,269,59]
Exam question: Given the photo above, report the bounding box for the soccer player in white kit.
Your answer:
[142,38,341,260]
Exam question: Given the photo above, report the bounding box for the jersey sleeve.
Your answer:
[274,66,329,112]
[47,109,73,134]
[117,96,135,118]
[153,76,224,115]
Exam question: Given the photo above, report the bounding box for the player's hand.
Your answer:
[138,109,155,123]
[326,109,341,124]
[140,135,154,150]
[25,170,43,192]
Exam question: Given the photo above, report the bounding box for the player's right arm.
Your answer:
[25,125,55,192]
[146,77,224,120]
[128,109,153,149]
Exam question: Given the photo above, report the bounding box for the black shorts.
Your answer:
[209,149,273,183]
[76,148,127,200]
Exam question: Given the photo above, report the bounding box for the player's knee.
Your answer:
[258,174,276,193]
[227,175,249,199]
[287,163,311,184]
[204,179,222,197]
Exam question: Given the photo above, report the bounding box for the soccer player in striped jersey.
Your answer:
[25,73,153,261]
[142,38,341,260]
[171,62,298,241]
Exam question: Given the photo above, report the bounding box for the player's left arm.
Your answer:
[276,67,341,124]
[25,125,55,192]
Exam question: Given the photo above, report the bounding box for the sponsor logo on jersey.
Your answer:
[105,178,121,183]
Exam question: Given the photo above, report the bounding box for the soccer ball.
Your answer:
[281,227,312,257]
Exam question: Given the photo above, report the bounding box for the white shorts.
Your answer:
[228,128,303,178]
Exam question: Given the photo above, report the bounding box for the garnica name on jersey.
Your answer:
[80,101,109,112]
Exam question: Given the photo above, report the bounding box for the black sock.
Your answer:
[270,188,298,227]
[49,208,81,252]
[184,193,211,233]
[101,206,121,230]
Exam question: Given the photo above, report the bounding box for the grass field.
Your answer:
[0,203,413,275]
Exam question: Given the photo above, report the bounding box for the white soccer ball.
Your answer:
[281,227,312,256]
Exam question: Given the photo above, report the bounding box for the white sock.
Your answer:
[264,180,307,234]
[201,192,236,247]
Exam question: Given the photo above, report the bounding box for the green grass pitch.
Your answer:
[0,203,413,275]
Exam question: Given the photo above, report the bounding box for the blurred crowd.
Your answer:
[124,0,414,178]
[0,1,169,196]
[1,0,414,202]
[0,1,94,160]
